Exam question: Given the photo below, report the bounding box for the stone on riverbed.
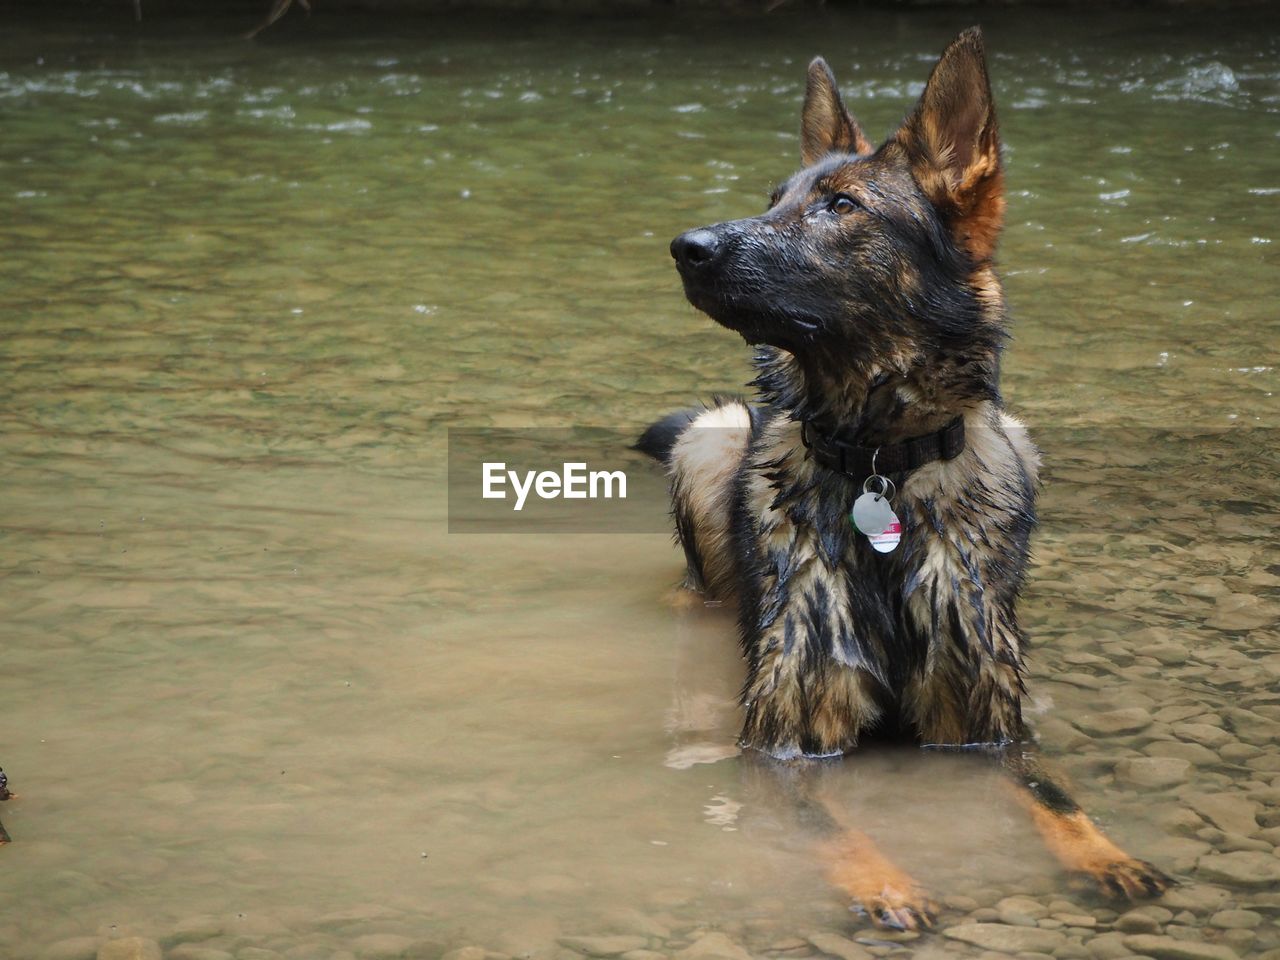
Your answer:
[1074,707,1153,737]
[42,938,102,960]
[1158,884,1231,914]
[314,905,402,929]
[1172,723,1233,749]
[1121,934,1239,960]
[1087,931,1133,960]
[1196,850,1280,886]
[995,894,1049,926]
[349,934,417,959]
[1115,909,1164,934]
[1184,793,1260,837]
[559,938,650,958]
[97,940,163,960]
[168,947,233,960]
[168,917,226,945]
[941,922,1066,954]
[1055,912,1098,928]
[805,931,872,960]
[1220,742,1262,763]
[1145,740,1221,766]
[1116,756,1192,787]
[675,933,750,960]
[1209,909,1261,929]
[603,908,671,940]
[1136,641,1190,665]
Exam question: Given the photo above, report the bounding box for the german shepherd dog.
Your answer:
[0,767,11,844]
[639,28,1170,929]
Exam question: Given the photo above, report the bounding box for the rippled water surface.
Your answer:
[1,7,1278,960]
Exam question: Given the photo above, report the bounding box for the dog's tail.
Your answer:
[635,397,755,597]
[635,397,757,465]
[634,407,703,466]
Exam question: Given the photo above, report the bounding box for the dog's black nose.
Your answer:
[671,228,721,269]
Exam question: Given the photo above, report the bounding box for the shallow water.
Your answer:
[1,6,1278,959]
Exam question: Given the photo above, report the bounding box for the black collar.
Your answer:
[800,415,966,483]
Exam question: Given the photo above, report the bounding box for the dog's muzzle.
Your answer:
[670,227,723,273]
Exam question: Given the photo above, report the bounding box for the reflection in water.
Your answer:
[0,5,1277,958]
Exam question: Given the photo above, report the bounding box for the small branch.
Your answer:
[244,0,312,40]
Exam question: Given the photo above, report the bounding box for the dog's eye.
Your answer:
[830,194,860,215]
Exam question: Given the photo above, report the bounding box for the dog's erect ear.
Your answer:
[893,27,1004,262]
[801,57,872,166]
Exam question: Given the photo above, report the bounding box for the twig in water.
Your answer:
[244,0,313,40]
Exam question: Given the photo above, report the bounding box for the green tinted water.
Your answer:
[1,7,1278,958]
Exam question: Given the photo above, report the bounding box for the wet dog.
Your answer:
[639,28,1170,928]
[0,767,11,845]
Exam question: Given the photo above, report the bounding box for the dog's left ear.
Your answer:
[893,27,1004,263]
[801,57,873,166]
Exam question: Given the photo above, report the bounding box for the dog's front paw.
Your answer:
[1072,856,1173,900]
[856,885,938,931]
[819,828,938,931]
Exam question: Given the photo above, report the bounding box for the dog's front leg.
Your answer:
[767,764,937,931]
[1001,747,1172,899]
[735,562,935,929]
[815,800,939,931]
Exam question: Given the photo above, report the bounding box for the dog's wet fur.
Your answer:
[640,28,1170,928]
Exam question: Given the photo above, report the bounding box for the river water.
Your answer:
[1,7,1277,960]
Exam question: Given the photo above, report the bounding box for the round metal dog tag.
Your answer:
[867,519,902,553]
[851,492,896,537]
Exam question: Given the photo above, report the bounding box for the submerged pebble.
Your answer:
[675,933,750,960]
[1120,934,1240,960]
[42,938,103,960]
[348,934,417,959]
[1087,931,1132,959]
[96,940,163,960]
[1209,909,1261,930]
[1116,909,1164,934]
[1145,740,1221,766]
[1196,850,1280,886]
[1160,885,1232,914]
[168,918,227,946]
[941,922,1067,953]
[1172,724,1233,749]
[168,947,234,960]
[995,895,1049,922]
[1184,793,1261,836]
[1116,756,1191,787]
[560,938,651,958]
[804,932,870,960]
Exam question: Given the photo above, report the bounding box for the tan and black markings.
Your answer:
[0,767,12,845]
[638,27,1171,929]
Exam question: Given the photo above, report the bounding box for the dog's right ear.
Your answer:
[801,58,872,166]
[891,28,1004,262]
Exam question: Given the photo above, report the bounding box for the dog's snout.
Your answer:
[671,228,721,269]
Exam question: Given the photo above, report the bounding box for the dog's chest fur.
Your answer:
[730,404,1039,760]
